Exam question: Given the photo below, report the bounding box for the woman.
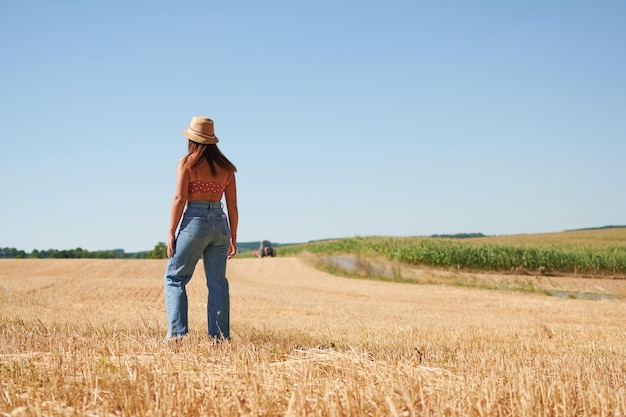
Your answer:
[163,116,238,341]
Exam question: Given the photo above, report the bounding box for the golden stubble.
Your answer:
[1,258,625,416]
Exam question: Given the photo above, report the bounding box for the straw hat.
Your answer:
[182,116,219,144]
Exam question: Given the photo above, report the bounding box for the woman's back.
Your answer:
[187,160,233,201]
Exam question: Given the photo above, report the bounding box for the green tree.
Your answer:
[1,247,19,258]
[150,242,167,259]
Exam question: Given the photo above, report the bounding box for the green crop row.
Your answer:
[280,237,626,276]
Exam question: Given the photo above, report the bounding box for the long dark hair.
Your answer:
[182,141,237,175]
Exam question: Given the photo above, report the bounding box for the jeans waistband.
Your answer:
[187,201,223,209]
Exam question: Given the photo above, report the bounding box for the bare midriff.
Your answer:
[187,191,224,202]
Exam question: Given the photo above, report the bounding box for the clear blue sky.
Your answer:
[1,1,624,252]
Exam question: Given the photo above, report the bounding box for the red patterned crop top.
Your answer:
[188,180,226,194]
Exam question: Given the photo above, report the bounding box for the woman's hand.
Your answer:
[167,234,176,258]
[228,240,237,260]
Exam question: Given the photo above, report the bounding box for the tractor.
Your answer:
[254,240,276,258]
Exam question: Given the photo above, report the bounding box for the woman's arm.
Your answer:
[224,174,238,259]
[167,160,189,258]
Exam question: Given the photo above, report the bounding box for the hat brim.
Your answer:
[182,130,219,145]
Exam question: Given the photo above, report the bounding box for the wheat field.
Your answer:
[1,257,625,416]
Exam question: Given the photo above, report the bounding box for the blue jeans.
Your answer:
[164,201,231,340]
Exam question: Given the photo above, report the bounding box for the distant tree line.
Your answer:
[1,241,293,259]
[565,225,626,231]
[430,233,487,239]
[0,243,168,259]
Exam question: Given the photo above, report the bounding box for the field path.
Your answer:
[1,257,624,337]
[226,257,624,335]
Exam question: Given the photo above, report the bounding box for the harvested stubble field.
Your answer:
[1,257,625,416]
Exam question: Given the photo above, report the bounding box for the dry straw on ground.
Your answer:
[1,258,625,416]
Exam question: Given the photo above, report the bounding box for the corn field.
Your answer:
[279,229,626,276]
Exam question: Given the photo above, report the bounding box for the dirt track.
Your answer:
[226,257,626,335]
[1,257,624,338]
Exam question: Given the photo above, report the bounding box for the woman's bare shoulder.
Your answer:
[176,157,188,169]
